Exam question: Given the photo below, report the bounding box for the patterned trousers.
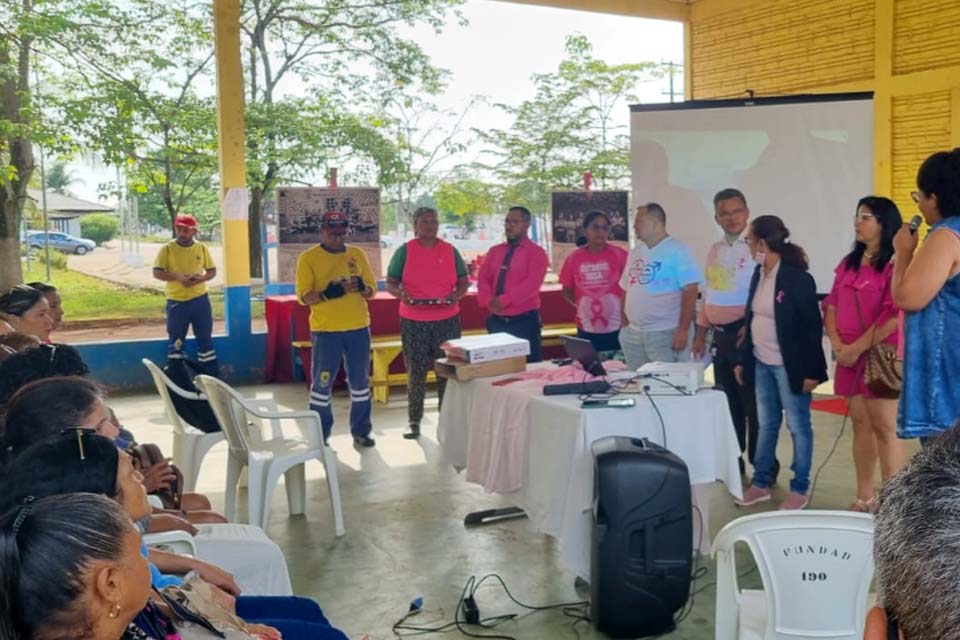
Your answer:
[401,315,462,425]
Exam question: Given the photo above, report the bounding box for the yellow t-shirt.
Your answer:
[295,244,376,332]
[154,240,215,301]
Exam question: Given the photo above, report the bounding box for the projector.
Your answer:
[636,362,705,394]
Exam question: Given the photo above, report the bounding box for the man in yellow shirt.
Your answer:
[296,211,377,446]
[152,214,218,374]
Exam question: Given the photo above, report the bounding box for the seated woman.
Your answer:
[2,431,347,640]
[26,281,63,332]
[0,284,54,342]
[2,376,294,596]
[0,493,154,640]
[0,341,89,406]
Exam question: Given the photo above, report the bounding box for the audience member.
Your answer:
[558,210,628,356]
[0,493,152,640]
[25,281,62,331]
[0,285,54,342]
[619,203,703,368]
[735,215,827,510]
[824,196,905,511]
[868,425,960,639]
[893,147,960,443]
[693,188,775,478]
[0,342,89,407]
[386,206,469,439]
[477,206,550,362]
[295,210,377,447]
[3,432,347,639]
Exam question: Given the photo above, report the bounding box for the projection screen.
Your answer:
[630,93,874,292]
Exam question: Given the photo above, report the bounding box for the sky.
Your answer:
[63,0,684,204]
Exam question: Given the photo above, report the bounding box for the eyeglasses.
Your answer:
[854,212,876,222]
[588,224,610,231]
[911,191,922,204]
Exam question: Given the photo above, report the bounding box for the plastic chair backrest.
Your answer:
[714,510,874,640]
[194,375,252,458]
[142,358,190,437]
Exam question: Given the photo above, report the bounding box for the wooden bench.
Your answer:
[293,324,579,404]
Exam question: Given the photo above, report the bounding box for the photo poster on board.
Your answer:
[550,190,630,274]
[276,186,382,282]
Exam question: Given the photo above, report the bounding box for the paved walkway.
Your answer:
[66,241,226,291]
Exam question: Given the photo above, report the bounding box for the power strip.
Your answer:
[461,595,480,624]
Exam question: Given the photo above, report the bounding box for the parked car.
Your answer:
[380,236,394,248]
[26,231,96,255]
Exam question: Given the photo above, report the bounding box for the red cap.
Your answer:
[174,214,198,229]
[322,211,349,227]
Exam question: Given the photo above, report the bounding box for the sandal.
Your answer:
[848,497,875,513]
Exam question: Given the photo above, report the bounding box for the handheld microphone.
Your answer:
[909,215,923,234]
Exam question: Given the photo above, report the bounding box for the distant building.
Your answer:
[26,189,115,237]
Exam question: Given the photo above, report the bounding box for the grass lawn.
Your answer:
[24,264,264,323]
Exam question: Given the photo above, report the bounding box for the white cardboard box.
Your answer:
[441,332,530,363]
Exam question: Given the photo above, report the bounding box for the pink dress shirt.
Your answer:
[477,237,549,316]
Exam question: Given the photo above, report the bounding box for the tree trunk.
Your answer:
[248,187,263,278]
[0,12,34,291]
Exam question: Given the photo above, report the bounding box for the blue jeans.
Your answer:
[752,362,813,494]
[237,596,347,640]
[165,293,218,375]
[309,328,372,440]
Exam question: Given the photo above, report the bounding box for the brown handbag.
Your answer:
[853,281,902,399]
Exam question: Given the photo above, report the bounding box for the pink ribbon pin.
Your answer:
[776,290,785,303]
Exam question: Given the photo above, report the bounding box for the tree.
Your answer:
[44,160,84,196]
[80,212,119,245]
[237,0,463,276]
[434,175,496,231]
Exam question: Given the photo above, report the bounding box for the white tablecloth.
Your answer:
[438,369,743,578]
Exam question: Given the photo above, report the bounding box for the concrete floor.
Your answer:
[111,382,918,640]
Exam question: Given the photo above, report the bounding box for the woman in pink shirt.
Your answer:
[386,207,470,439]
[558,211,627,355]
[823,196,904,512]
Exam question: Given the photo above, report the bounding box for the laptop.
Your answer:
[561,336,606,377]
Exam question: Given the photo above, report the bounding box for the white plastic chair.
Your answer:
[143,530,198,556]
[713,510,874,640]
[194,374,345,536]
[142,358,225,493]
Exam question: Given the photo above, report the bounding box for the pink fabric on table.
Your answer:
[822,259,898,397]
[558,244,628,332]
[465,361,627,493]
[477,237,549,316]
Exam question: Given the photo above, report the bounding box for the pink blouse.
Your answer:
[822,258,898,346]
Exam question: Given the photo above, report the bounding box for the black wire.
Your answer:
[643,388,669,450]
[469,573,588,611]
[808,400,850,504]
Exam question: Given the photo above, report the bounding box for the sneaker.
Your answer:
[403,424,421,440]
[735,485,772,507]
[779,492,809,510]
[353,436,376,448]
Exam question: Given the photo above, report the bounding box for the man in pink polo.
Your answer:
[386,207,470,439]
[477,206,550,362]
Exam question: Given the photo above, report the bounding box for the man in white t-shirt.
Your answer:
[619,203,703,369]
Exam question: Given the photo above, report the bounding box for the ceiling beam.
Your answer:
[495,0,691,22]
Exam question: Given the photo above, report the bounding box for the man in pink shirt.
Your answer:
[478,206,549,362]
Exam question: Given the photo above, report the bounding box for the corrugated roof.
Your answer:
[26,189,115,214]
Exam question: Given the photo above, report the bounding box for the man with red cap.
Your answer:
[296,210,377,447]
[152,214,218,373]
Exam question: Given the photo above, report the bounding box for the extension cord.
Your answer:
[461,595,480,624]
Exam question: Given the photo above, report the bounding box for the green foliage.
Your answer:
[44,161,84,196]
[434,176,496,225]
[80,213,120,245]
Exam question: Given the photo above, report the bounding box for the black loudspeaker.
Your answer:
[590,436,693,638]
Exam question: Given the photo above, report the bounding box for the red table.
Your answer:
[264,287,575,383]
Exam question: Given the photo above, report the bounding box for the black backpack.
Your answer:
[162,357,221,434]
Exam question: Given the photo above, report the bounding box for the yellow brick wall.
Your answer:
[891,91,952,215]
[689,0,875,99]
[893,0,960,75]
[689,0,960,208]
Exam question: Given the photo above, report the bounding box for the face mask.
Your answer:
[754,251,767,266]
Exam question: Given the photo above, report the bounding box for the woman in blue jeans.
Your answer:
[734,216,828,510]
